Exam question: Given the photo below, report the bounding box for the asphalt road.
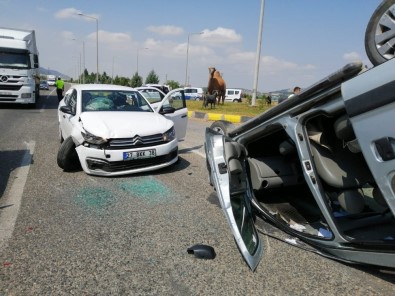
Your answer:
[0,87,394,295]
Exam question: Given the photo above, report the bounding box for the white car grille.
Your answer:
[107,134,164,149]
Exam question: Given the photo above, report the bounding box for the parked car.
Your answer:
[57,84,188,176]
[143,84,170,94]
[39,80,49,90]
[224,88,242,102]
[205,59,395,270]
[184,87,204,101]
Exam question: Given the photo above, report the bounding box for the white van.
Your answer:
[184,87,203,100]
[225,88,242,102]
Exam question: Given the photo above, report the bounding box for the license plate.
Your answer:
[123,149,156,160]
[0,92,11,96]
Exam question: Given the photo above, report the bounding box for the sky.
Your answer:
[0,0,382,92]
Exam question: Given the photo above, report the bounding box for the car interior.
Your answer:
[238,113,395,244]
[81,91,152,112]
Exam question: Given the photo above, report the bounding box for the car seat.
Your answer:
[308,115,376,214]
[248,139,303,192]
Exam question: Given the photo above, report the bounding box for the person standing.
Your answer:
[278,86,301,104]
[55,76,64,102]
[288,86,301,98]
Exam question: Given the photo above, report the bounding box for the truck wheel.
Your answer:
[365,0,395,65]
[209,120,235,136]
[57,137,80,171]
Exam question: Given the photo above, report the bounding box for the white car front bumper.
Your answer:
[75,139,178,176]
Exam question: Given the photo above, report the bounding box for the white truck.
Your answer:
[0,27,40,107]
[47,74,56,86]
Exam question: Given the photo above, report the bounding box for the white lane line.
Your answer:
[39,89,56,112]
[0,141,35,251]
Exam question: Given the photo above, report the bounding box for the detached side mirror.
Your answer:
[60,105,75,115]
[159,106,175,115]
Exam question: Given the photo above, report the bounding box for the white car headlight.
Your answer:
[163,126,176,142]
[81,130,107,145]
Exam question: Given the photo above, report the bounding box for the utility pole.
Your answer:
[251,0,265,106]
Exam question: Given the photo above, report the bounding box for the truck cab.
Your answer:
[0,27,40,108]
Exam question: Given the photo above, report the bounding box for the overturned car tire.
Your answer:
[365,0,395,65]
[209,120,235,136]
[57,137,81,172]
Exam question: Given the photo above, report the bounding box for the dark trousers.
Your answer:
[57,88,63,102]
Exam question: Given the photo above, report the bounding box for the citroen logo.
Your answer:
[0,75,8,82]
[133,135,143,145]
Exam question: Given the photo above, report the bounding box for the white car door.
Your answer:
[58,88,76,139]
[156,88,188,140]
[205,128,263,271]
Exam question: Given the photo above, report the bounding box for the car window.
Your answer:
[81,90,154,112]
[139,89,164,104]
[163,91,186,111]
[63,92,70,105]
[67,89,77,114]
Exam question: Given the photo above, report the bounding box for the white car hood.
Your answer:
[80,112,173,138]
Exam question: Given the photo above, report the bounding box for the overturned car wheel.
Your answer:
[365,0,395,65]
[57,137,81,172]
[209,120,235,136]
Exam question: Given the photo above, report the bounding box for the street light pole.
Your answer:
[82,41,85,83]
[137,47,149,74]
[251,0,265,106]
[71,38,84,84]
[185,32,203,87]
[78,13,99,83]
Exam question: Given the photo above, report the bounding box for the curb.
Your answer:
[187,111,252,123]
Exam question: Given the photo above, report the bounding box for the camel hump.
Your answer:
[213,71,222,78]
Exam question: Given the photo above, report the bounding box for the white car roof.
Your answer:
[136,86,166,95]
[71,84,136,91]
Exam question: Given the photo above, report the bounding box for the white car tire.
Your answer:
[57,137,80,171]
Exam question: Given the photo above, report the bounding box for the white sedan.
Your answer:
[57,84,188,176]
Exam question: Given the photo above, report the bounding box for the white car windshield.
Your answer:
[81,90,154,112]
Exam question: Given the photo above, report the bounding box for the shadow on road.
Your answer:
[0,149,32,198]
[0,94,59,110]
[179,145,204,155]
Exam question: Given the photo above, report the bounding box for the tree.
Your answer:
[130,72,143,87]
[145,70,159,84]
[100,71,111,84]
[166,80,180,90]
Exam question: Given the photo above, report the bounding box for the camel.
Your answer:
[207,66,226,104]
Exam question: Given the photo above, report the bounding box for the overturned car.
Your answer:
[205,59,395,270]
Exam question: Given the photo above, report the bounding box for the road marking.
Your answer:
[179,143,206,159]
[39,89,56,112]
[0,141,35,251]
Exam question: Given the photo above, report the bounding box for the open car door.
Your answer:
[157,88,188,140]
[205,127,263,271]
[342,58,395,215]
